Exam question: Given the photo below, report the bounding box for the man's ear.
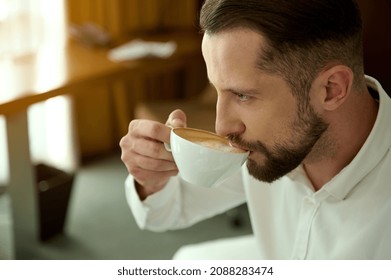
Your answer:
[318,65,354,111]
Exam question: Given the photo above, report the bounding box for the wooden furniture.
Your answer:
[0,32,205,259]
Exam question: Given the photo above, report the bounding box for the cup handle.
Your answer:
[164,124,173,152]
[164,142,172,152]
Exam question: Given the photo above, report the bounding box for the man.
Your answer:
[120,0,391,259]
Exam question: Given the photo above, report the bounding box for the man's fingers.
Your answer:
[133,154,178,172]
[130,120,171,144]
[166,109,187,128]
[131,137,174,161]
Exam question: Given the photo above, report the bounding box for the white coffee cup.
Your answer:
[165,127,249,187]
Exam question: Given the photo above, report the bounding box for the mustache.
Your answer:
[227,134,271,157]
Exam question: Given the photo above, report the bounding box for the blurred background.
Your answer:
[0,0,252,260]
[0,0,390,260]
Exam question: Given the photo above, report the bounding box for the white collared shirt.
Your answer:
[125,76,391,259]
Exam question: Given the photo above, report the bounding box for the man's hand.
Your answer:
[119,109,187,200]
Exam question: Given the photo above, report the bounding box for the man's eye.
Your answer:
[237,93,250,101]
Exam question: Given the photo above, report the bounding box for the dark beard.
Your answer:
[228,106,328,183]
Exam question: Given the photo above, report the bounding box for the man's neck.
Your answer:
[303,87,379,191]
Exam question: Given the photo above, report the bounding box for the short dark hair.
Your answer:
[200,0,365,104]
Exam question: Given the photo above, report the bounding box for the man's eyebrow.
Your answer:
[208,81,260,96]
[227,87,260,96]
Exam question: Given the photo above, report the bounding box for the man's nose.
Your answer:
[215,95,245,137]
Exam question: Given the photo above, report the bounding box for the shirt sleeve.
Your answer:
[124,168,247,232]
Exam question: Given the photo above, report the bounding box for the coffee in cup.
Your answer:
[175,128,244,154]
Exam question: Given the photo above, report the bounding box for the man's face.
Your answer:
[202,28,328,182]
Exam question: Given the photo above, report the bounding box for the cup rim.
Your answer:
[171,127,248,155]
